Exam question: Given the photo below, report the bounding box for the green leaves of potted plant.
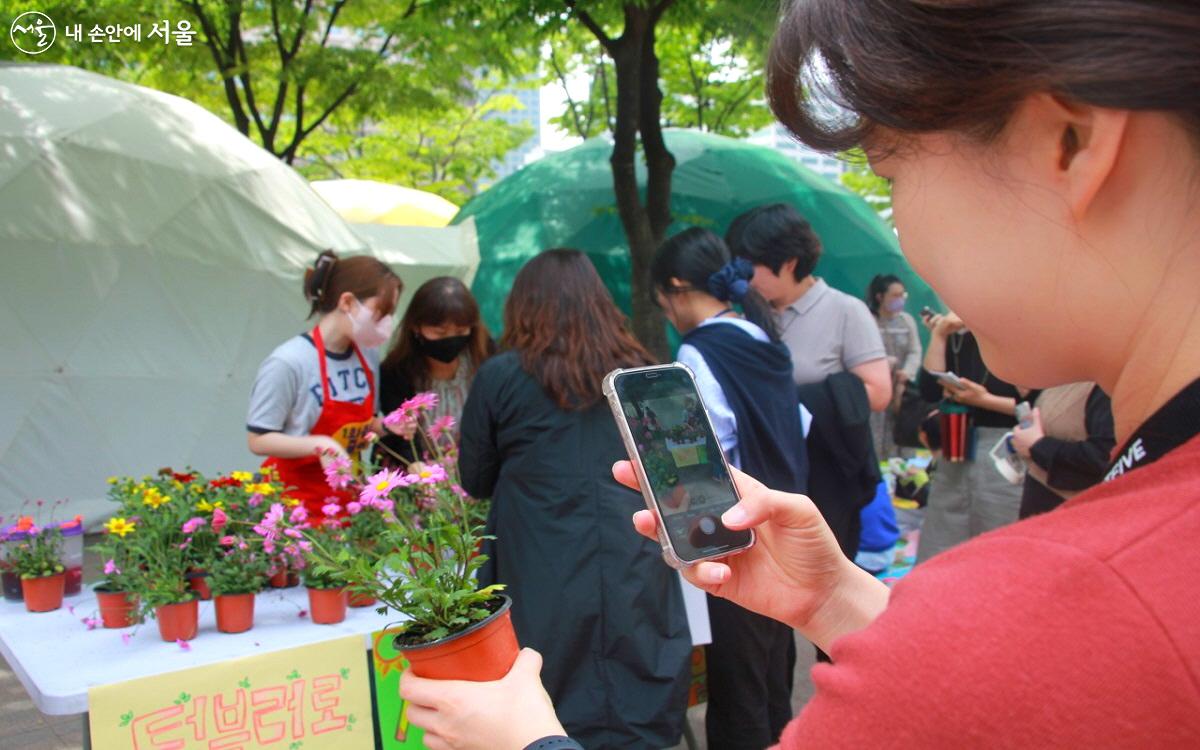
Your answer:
[8,521,66,613]
[94,516,143,628]
[209,538,269,634]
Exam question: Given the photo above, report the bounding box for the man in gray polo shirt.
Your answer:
[726,204,892,411]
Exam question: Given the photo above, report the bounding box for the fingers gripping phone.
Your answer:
[603,364,755,568]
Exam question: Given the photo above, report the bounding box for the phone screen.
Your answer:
[613,367,752,563]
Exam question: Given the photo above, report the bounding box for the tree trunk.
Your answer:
[606,4,674,360]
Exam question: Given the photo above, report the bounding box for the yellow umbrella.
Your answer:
[310,179,459,227]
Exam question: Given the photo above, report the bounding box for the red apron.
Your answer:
[263,326,375,517]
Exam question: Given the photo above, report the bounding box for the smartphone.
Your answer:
[920,306,935,320]
[603,363,755,567]
[929,369,965,389]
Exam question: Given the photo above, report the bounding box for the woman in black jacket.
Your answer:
[378,277,492,465]
[458,249,691,749]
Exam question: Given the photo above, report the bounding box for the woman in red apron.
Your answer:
[247,250,402,516]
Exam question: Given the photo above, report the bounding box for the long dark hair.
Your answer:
[651,228,780,342]
[303,250,402,319]
[502,249,654,410]
[867,274,903,316]
[766,1,1200,154]
[381,277,491,391]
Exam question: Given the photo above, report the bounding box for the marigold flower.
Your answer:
[195,499,224,513]
[245,482,277,496]
[231,471,254,483]
[104,517,136,537]
[142,488,170,509]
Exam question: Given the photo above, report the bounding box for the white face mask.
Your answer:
[348,301,394,348]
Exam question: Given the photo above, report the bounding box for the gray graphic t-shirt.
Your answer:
[247,334,380,436]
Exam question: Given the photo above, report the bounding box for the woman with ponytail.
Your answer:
[246,250,401,516]
[651,227,808,750]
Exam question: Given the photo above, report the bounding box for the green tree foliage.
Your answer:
[3,0,536,197]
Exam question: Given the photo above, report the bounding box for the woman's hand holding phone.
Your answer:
[615,461,890,652]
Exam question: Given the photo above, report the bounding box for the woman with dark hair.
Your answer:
[400,2,1200,747]
[652,227,807,750]
[378,277,492,464]
[247,250,401,516]
[457,249,690,749]
[866,274,922,458]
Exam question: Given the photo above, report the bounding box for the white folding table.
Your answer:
[0,585,405,745]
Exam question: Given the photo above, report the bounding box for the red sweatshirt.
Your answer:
[778,435,1200,748]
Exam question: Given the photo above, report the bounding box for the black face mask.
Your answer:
[417,334,471,364]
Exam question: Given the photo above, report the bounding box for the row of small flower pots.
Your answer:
[92,584,377,642]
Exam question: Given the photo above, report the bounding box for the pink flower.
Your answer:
[360,468,407,507]
[176,639,191,651]
[451,484,469,498]
[121,633,132,645]
[83,617,100,631]
[211,507,228,534]
[384,392,439,426]
[219,535,236,546]
[430,415,457,439]
[371,498,395,513]
[181,517,206,534]
[103,559,120,576]
[321,502,341,518]
[322,454,354,490]
[363,431,379,444]
[284,528,303,539]
[298,540,313,553]
[346,501,363,515]
[289,507,308,525]
[411,463,448,485]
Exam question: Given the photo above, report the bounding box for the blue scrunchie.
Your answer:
[707,258,755,303]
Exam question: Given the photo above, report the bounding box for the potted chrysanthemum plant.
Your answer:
[305,392,515,681]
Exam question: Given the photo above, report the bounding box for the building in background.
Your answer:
[748,123,848,185]
[491,86,544,180]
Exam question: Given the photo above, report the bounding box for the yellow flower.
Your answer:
[142,487,170,508]
[106,476,118,485]
[172,480,185,491]
[104,517,136,537]
[231,471,254,483]
[246,482,277,496]
[281,496,300,507]
[196,499,224,513]
[190,484,203,495]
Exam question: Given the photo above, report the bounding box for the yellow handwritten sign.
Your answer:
[88,636,373,749]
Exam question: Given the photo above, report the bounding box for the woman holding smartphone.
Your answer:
[915,311,1027,562]
[651,227,807,750]
[400,1,1200,747]
[457,250,690,749]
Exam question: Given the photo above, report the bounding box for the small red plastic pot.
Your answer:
[96,588,140,628]
[307,587,347,625]
[348,591,377,608]
[155,598,199,642]
[398,596,519,681]
[186,569,212,601]
[214,593,255,634]
[21,573,65,613]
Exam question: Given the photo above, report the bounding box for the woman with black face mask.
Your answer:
[378,277,494,466]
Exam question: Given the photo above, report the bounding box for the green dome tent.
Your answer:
[454,128,938,339]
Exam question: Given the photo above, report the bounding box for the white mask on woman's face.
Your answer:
[348,301,394,348]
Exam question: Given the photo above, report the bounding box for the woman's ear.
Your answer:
[336,291,357,313]
[1009,93,1130,221]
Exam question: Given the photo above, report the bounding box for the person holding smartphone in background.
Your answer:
[652,227,808,750]
[915,310,1028,562]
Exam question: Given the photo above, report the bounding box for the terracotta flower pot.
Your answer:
[21,573,65,613]
[214,593,256,634]
[155,599,199,642]
[348,591,377,608]
[398,596,519,681]
[186,569,212,601]
[307,587,347,625]
[268,569,289,588]
[96,588,140,628]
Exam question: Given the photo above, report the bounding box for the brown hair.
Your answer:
[502,249,654,410]
[303,250,402,319]
[766,1,1200,153]
[381,277,492,391]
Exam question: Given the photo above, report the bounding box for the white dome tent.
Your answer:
[0,64,475,525]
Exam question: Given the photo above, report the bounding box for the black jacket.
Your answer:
[797,372,882,558]
[459,352,690,749]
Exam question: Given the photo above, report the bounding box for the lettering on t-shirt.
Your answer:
[1105,438,1147,482]
[307,365,370,407]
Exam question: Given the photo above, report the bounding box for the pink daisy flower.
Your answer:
[103,559,120,576]
[360,468,407,506]
[346,501,363,515]
[322,455,354,490]
[430,415,457,440]
[289,506,308,525]
[321,502,341,518]
[411,463,448,485]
